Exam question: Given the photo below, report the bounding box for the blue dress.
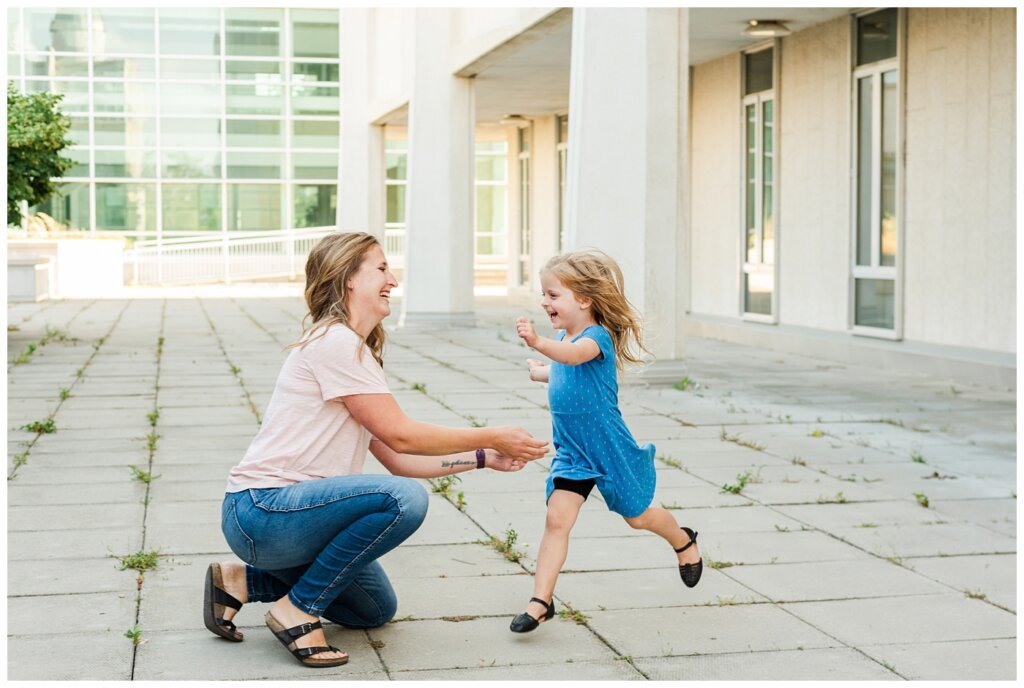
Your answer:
[545,324,657,518]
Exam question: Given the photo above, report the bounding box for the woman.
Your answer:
[204,232,548,668]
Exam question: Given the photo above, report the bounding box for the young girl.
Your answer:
[510,249,702,633]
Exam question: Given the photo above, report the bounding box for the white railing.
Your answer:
[124,227,336,286]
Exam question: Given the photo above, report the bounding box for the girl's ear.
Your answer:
[576,294,593,310]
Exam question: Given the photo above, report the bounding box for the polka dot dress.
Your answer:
[545,324,656,518]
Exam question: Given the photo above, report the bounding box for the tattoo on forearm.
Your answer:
[441,460,475,468]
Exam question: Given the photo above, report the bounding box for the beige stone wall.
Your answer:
[903,8,1016,353]
[688,53,741,317]
[777,16,851,332]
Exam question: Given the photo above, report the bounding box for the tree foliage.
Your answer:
[7,81,74,226]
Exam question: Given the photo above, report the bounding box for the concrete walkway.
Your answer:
[7,290,1016,680]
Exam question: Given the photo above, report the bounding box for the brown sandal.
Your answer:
[265,611,349,668]
[204,563,244,641]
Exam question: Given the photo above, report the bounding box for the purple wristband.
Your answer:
[476,448,486,469]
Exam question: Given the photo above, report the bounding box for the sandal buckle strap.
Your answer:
[287,621,322,638]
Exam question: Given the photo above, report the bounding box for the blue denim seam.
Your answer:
[230,497,257,563]
[247,486,400,513]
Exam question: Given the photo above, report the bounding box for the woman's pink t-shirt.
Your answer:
[225,324,389,492]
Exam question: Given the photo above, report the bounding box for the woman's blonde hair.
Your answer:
[542,249,651,369]
[287,232,386,366]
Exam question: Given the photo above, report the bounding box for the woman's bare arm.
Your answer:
[369,441,525,478]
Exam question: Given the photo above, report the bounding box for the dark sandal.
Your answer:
[510,596,556,633]
[265,611,349,668]
[675,527,703,588]
[204,563,244,642]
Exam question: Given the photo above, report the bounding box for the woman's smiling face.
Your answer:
[347,244,398,323]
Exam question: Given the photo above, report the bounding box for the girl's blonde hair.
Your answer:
[287,232,386,366]
[542,249,651,369]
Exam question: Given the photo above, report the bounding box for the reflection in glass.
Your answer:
[385,151,407,181]
[880,70,898,267]
[386,185,405,225]
[226,8,283,58]
[94,81,157,113]
[226,60,281,82]
[162,184,221,231]
[745,103,756,263]
[228,183,283,231]
[293,120,338,149]
[8,8,22,53]
[294,184,337,227]
[65,148,89,177]
[291,9,339,58]
[93,57,155,79]
[293,152,337,180]
[291,85,338,116]
[855,278,895,329]
[292,62,339,83]
[476,186,506,235]
[92,8,155,55]
[227,151,283,179]
[159,8,220,56]
[856,76,873,266]
[26,8,89,53]
[95,149,157,178]
[227,83,283,115]
[162,150,221,179]
[761,99,774,264]
[25,79,89,112]
[161,58,220,81]
[161,118,221,149]
[26,54,89,77]
[475,154,506,182]
[744,48,773,95]
[96,183,157,232]
[39,182,90,229]
[94,116,156,147]
[226,119,283,148]
[744,271,772,316]
[161,82,221,115]
[68,116,91,146]
[857,8,897,66]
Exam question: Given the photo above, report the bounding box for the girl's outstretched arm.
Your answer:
[516,318,600,366]
[527,358,550,383]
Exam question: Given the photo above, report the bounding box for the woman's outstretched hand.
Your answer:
[491,426,548,461]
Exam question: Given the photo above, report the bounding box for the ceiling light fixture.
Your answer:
[499,114,530,127]
[743,20,791,38]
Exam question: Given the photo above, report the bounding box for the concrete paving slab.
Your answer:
[8,527,143,560]
[379,543,527,579]
[556,567,767,611]
[772,499,956,529]
[904,553,1016,611]
[7,630,133,680]
[856,638,1016,680]
[698,530,869,565]
[8,590,137,635]
[7,557,138,596]
[147,479,233,503]
[144,521,235,556]
[8,502,144,531]
[7,480,145,506]
[781,593,1016,646]
[829,522,1016,558]
[634,647,898,680]
[392,658,644,680]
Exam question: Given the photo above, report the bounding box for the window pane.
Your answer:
[65,147,89,177]
[227,151,282,179]
[8,8,22,53]
[96,183,156,232]
[292,62,339,84]
[856,76,873,266]
[476,154,506,182]
[228,183,283,231]
[744,48,773,95]
[518,127,529,154]
[8,53,21,77]
[26,8,88,53]
[162,150,220,179]
[94,81,157,113]
[95,149,156,178]
[745,103,756,263]
[92,9,155,54]
[161,58,220,81]
[386,185,405,224]
[26,54,88,77]
[226,8,283,58]
[226,119,283,148]
[293,120,338,148]
[857,8,898,66]
[25,79,89,112]
[161,118,221,148]
[293,152,337,180]
[855,278,895,329]
[294,184,337,228]
[291,9,339,59]
[557,115,569,144]
[761,99,774,264]
[385,152,407,181]
[476,186,506,234]
[159,8,221,56]
[880,70,898,267]
[226,60,281,82]
[94,116,156,147]
[226,83,283,115]
[39,182,90,229]
[160,82,220,115]
[291,85,338,116]
[162,183,221,231]
[93,57,155,79]
[744,271,772,316]
[68,115,90,146]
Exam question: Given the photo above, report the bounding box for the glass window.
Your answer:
[291,9,338,59]
[68,116,91,146]
[227,151,283,179]
[294,184,337,228]
[744,271,772,316]
[160,58,220,81]
[160,82,221,115]
[95,149,157,178]
[557,114,568,144]
[855,76,873,266]
[94,81,157,113]
[386,185,405,225]
[226,119,283,148]
[745,103,756,263]
[93,57,156,79]
[39,182,90,229]
[744,48,773,95]
[92,9,155,55]
[8,53,21,77]
[226,60,281,82]
[292,62,339,84]
[228,183,283,231]
[161,118,222,149]
[226,8,283,58]
[162,183,221,231]
[162,150,220,179]
[476,186,506,235]
[854,278,895,329]
[476,153,506,182]
[293,120,338,149]
[880,70,897,267]
[292,152,337,180]
[96,183,157,232]
[8,8,22,53]
[25,54,89,77]
[761,99,774,262]
[226,83,283,115]
[64,148,89,178]
[857,8,898,66]
[94,117,156,147]
[385,150,407,181]
[159,8,221,56]
[26,8,88,53]
[25,79,88,112]
[290,85,338,116]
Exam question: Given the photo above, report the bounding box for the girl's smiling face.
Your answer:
[540,271,592,334]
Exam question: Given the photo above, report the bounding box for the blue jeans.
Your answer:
[221,474,428,625]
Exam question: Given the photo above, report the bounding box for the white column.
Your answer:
[400,8,475,323]
[564,8,688,363]
[339,9,384,237]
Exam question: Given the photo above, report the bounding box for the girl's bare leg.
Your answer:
[623,507,701,565]
[523,489,585,620]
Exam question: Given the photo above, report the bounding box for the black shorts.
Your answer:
[551,477,596,500]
